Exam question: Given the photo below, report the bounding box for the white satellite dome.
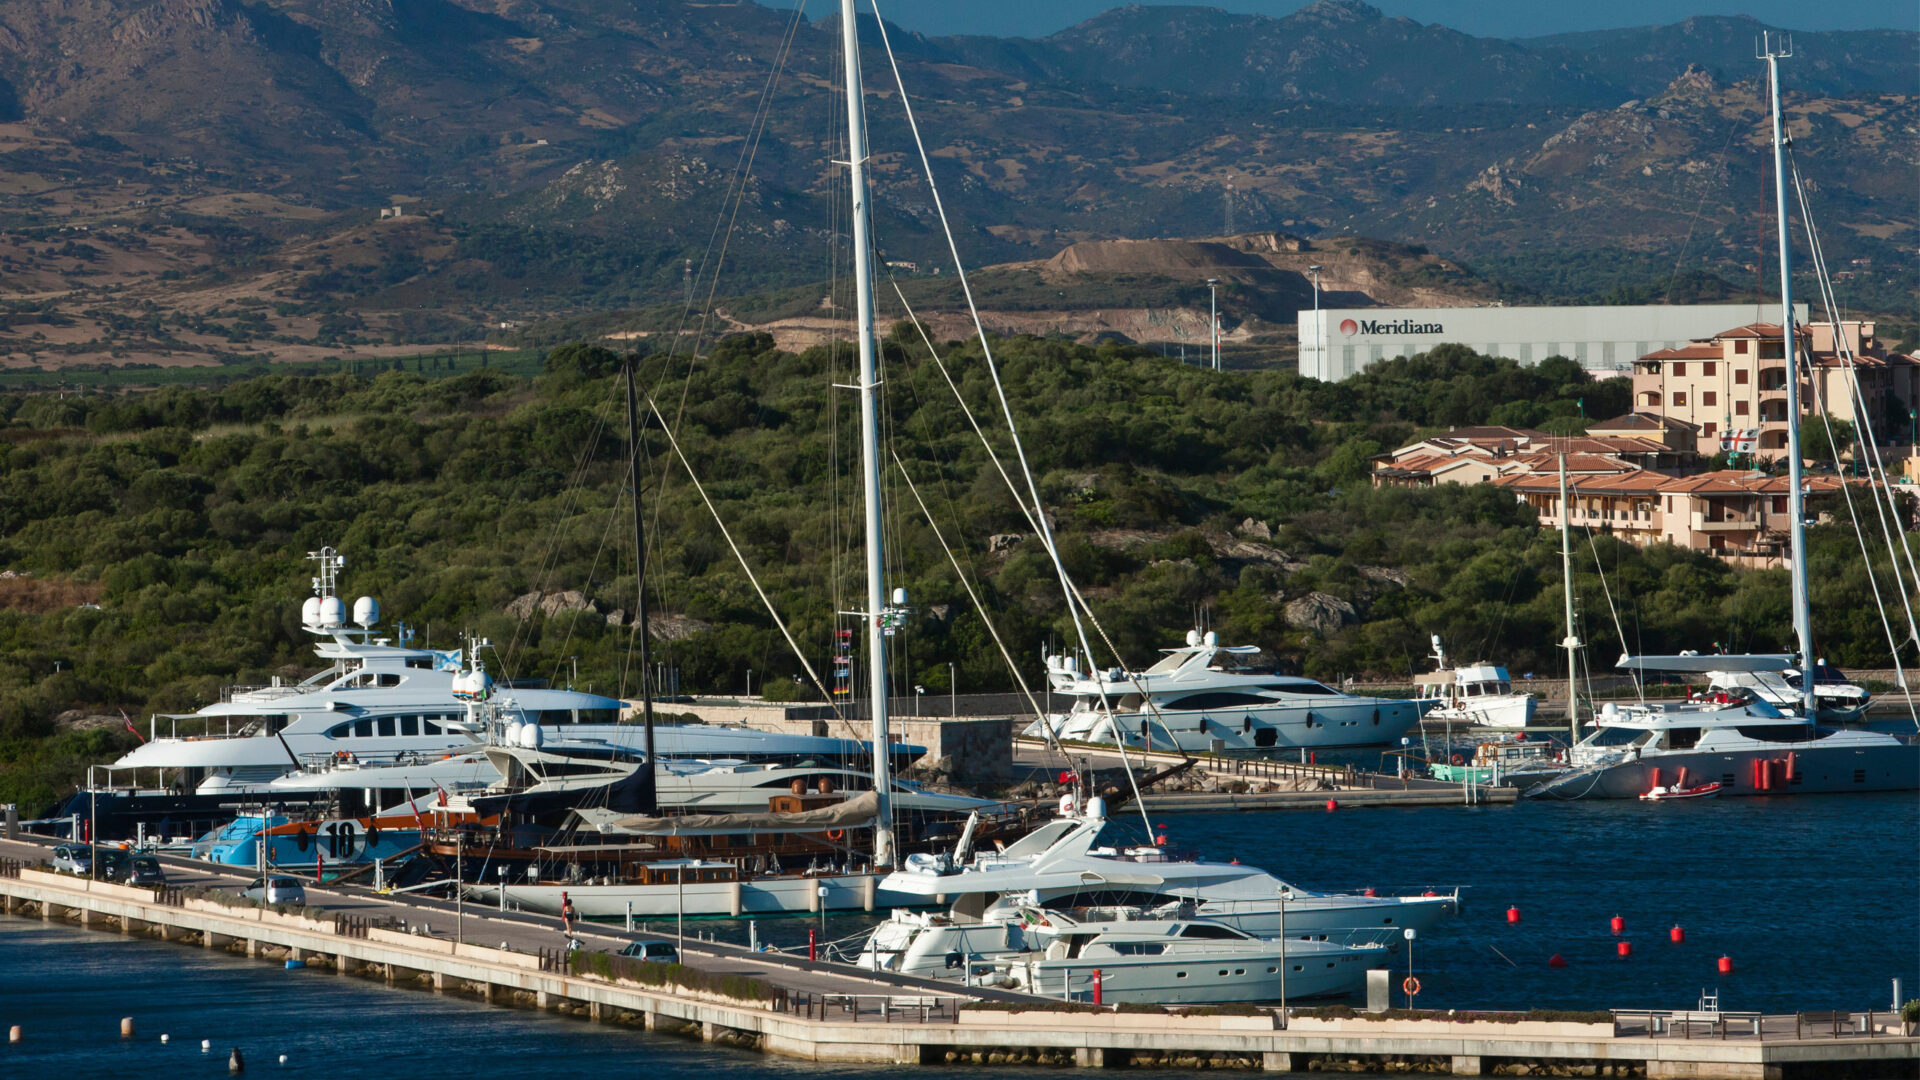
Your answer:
[300,597,323,627]
[352,596,380,628]
[1203,630,1218,646]
[502,720,523,746]
[1185,629,1202,646]
[317,597,346,628]
[517,723,544,749]
[451,669,493,702]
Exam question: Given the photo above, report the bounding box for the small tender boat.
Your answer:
[1639,781,1722,801]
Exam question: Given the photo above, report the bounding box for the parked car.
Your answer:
[240,876,306,906]
[617,939,680,964]
[50,844,92,875]
[120,855,168,886]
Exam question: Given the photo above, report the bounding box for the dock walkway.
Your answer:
[0,835,1910,1077]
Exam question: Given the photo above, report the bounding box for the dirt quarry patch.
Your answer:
[0,575,104,613]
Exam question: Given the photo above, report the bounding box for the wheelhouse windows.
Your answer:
[1164,692,1273,711]
[376,716,396,737]
[400,716,419,737]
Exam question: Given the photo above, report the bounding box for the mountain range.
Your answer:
[0,0,1910,370]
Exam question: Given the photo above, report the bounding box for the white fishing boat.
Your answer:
[1030,631,1420,752]
[1414,636,1536,729]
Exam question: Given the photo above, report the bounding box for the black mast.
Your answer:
[624,355,657,814]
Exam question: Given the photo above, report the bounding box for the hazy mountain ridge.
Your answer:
[0,0,1909,364]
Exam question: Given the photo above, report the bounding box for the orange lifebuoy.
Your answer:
[1450,754,1465,766]
[1403,976,1421,996]
[825,829,845,841]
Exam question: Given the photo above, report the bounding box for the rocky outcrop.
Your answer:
[1237,517,1273,540]
[1283,592,1358,635]
[987,533,1024,553]
[505,589,597,620]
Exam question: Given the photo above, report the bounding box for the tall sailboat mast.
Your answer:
[1764,38,1818,720]
[839,0,895,867]
[624,358,658,814]
[1558,452,1581,744]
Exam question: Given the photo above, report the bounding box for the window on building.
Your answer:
[1736,369,1750,385]
[1736,400,1750,415]
[1773,496,1787,513]
[1704,422,1717,436]
[1704,362,1716,376]
[1735,339,1750,354]
[1674,392,1687,406]
[1703,391,1717,407]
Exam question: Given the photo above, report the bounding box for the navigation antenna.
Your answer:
[307,546,343,599]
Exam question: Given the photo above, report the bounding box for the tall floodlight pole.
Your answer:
[1763,37,1817,720]
[1308,265,1323,379]
[839,0,895,866]
[1207,278,1221,371]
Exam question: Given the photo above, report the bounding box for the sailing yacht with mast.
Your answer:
[1528,43,1919,800]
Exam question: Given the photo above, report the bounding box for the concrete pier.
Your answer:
[0,840,1912,1078]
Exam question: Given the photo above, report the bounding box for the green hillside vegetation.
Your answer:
[0,336,1903,809]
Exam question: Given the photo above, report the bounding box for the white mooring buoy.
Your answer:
[160,1034,170,1044]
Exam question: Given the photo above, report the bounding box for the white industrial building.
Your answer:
[1296,303,1806,382]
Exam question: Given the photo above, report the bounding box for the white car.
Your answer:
[241,876,307,906]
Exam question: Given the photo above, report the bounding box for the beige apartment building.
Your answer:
[1632,322,1920,460]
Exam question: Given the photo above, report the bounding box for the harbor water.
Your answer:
[2,793,1914,1076]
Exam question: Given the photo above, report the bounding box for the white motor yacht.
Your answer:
[1526,672,1918,800]
[57,548,921,839]
[857,796,1454,977]
[1029,631,1420,752]
[981,908,1387,1005]
[1414,636,1537,729]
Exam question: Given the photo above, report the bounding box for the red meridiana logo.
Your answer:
[1338,318,1358,336]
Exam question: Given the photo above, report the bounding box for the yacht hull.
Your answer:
[1526,743,1920,800]
[1040,699,1421,753]
[467,873,903,919]
[1007,945,1378,1004]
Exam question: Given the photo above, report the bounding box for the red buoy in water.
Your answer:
[1670,925,1685,944]
[1325,799,1338,811]
[1617,941,1632,958]
[1506,906,1521,924]
[1718,955,1734,974]
[1610,915,1625,935]
[1548,954,1567,968]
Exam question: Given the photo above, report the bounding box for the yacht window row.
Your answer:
[327,714,460,738]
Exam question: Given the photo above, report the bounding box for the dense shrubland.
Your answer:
[0,336,1900,807]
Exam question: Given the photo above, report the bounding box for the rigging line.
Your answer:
[1786,161,1919,729]
[890,283,1179,744]
[1583,529,1639,703]
[546,467,630,690]
[642,394,848,726]
[1788,149,1920,657]
[501,375,624,676]
[660,0,810,434]
[890,451,1050,728]
[869,9,1154,829]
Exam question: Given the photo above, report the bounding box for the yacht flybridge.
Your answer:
[1030,630,1420,752]
[51,547,921,839]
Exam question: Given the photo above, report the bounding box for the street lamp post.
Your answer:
[746,669,753,699]
[1206,278,1221,371]
[948,663,956,717]
[914,684,924,717]
[1307,265,1323,378]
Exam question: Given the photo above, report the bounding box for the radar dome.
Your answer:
[518,723,544,749]
[1185,629,1202,646]
[301,597,323,627]
[502,720,524,746]
[317,597,347,628]
[352,597,380,628]
[451,670,493,702]
[1203,630,1218,646]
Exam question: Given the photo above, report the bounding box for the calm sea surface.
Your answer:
[3,793,1914,1077]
